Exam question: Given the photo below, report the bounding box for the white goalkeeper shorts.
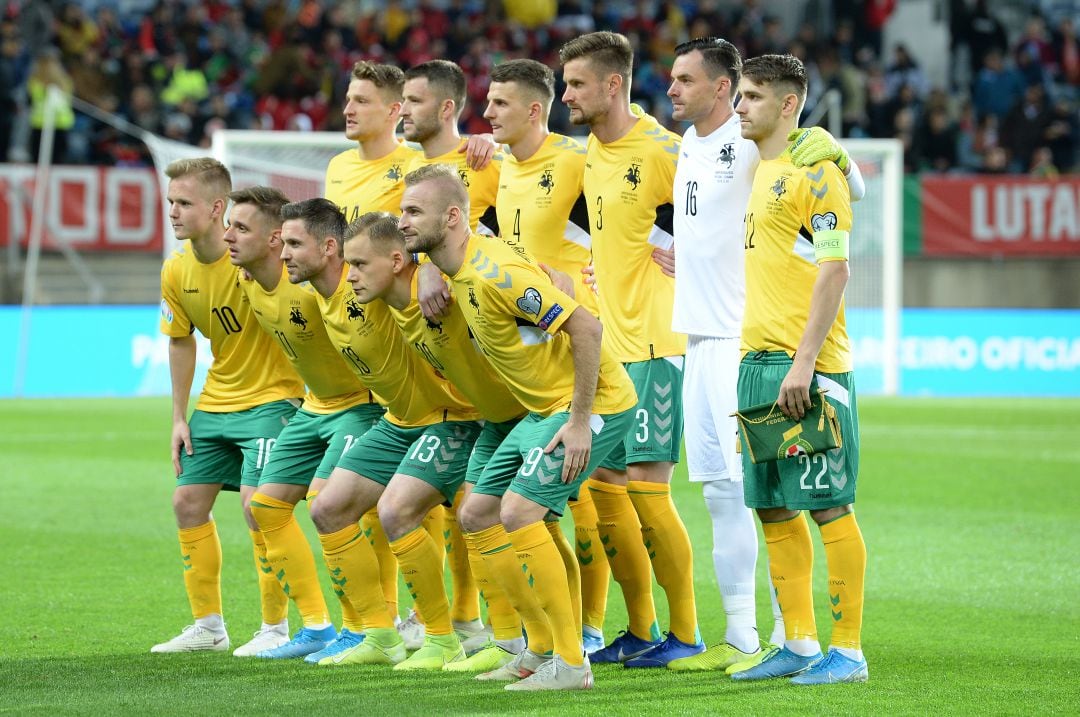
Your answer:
[684,335,743,483]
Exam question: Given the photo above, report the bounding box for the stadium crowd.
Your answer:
[0,0,1077,174]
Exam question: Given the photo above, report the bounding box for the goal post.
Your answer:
[211,130,350,203]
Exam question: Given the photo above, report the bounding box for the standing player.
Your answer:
[482,57,610,653]
[223,187,386,662]
[279,198,481,671]
[402,60,501,235]
[662,38,866,673]
[151,158,304,655]
[400,163,638,691]
[342,211,530,674]
[731,54,868,684]
[559,30,700,666]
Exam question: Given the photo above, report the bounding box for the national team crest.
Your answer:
[468,287,480,314]
[458,169,471,187]
[425,317,444,334]
[345,298,365,321]
[770,176,788,201]
[385,164,402,181]
[538,169,554,195]
[778,424,813,460]
[624,163,641,190]
[718,143,735,168]
[289,306,308,330]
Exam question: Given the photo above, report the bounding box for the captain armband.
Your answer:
[813,230,849,262]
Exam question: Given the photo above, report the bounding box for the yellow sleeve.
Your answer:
[485,262,581,336]
[159,258,191,338]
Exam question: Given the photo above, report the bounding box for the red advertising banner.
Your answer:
[0,164,164,252]
[922,176,1080,256]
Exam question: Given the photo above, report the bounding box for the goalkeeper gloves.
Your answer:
[787,127,849,173]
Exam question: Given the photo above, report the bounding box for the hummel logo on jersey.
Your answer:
[538,169,554,195]
[183,288,199,294]
[289,306,307,330]
[345,298,365,321]
[718,143,735,168]
[624,163,641,190]
[385,164,402,181]
[516,287,542,316]
[770,176,788,201]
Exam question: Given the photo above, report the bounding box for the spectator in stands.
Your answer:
[1003,83,1054,171]
[0,19,28,162]
[914,105,960,172]
[1043,96,1078,171]
[160,52,210,107]
[1030,146,1060,177]
[27,48,75,164]
[125,84,162,135]
[972,48,1026,121]
[884,44,930,100]
[55,3,99,64]
[960,0,1010,79]
[1051,17,1079,91]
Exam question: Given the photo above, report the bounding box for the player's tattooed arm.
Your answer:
[168,335,197,476]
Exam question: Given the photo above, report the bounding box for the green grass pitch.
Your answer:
[1,397,1077,715]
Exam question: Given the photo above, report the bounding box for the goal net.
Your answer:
[210,131,903,396]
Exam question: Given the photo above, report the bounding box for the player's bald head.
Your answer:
[403,163,470,218]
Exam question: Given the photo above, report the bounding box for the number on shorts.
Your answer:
[520,447,544,476]
[634,408,650,443]
[255,437,276,469]
[408,435,442,463]
[798,453,829,491]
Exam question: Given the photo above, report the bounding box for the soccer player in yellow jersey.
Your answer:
[325,61,420,222]
[342,211,532,675]
[151,158,304,656]
[399,163,637,691]
[483,58,610,654]
[221,186,386,662]
[277,198,482,671]
[730,54,868,685]
[402,60,502,235]
[559,30,702,666]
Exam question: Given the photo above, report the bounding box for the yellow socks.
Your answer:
[361,509,399,620]
[249,492,330,627]
[248,529,288,625]
[463,531,521,641]
[819,512,866,650]
[474,523,552,654]
[446,499,480,623]
[319,524,395,630]
[509,522,583,666]
[545,520,582,638]
[762,512,817,643]
[627,481,699,645]
[588,479,658,640]
[178,521,221,619]
[568,490,609,633]
[390,527,452,636]
[307,489,364,632]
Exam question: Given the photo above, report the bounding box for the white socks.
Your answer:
[702,479,759,653]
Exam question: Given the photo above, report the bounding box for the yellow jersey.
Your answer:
[742,156,853,373]
[407,147,502,234]
[496,133,598,316]
[584,118,686,362]
[325,141,419,221]
[315,267,477,426]
[239,265,375,414]
[388,267,526,424]
[449,233,636,417]
[159,244,303,412]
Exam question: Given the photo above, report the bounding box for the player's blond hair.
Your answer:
[165,157,232,201]
[350,61,405,102]
[403,163,470,218]
[345,211,408,255]
[228,186,290,228]
[558,31,633,90]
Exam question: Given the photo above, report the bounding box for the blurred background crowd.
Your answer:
[1,0,1077,175]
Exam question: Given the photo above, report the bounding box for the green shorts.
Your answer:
[465,418,523,485]
[178,400,298,489]
[473,408,635,516]
[335,417,483,504]
[258,402,385,487]
[737,352,860,510]
[600,357,684,470]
